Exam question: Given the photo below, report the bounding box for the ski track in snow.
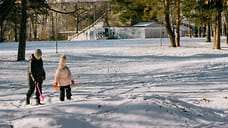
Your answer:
[1,38,228,127]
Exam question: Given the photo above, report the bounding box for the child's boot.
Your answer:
[25,96,30,105]
[36,98,41,105]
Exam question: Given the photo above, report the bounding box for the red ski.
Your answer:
[54,82,80,90]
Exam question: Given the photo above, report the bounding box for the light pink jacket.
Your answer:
[55,66,73,86]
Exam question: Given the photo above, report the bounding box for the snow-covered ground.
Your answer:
[1,37,228,128]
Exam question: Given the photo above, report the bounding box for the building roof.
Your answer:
[133,22,161,27]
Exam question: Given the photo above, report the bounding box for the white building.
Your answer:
[71,21,189,41]
[105,22,168,39]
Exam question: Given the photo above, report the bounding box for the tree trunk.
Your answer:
[198,27,201,37]
[34,23,37,40]
[194,26,198,37]
[226,17,228,45]
[51,12,55,40]
[164,0,176,47]
[213,11,221,49]
[75,4,79,33]
[206,23,211,42]
[14,7,18,42]
[188,21,192,38]
[17,0,27,61]
[93,3,96,22]
[105,1,110,27]
[76,15,80,33]
[29,19,32,40]
[0,23,4,42]
[227,22,228,45]
[175,0,180,47]
[203,25,206,37]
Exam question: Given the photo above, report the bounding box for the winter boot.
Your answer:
[25,96,30,105]
[36,98,41,105]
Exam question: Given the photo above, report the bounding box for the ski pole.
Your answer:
[36,82,44,101]
[54,82,80,90]
[70,82,80,86]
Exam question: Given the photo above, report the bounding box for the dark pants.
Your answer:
[27,76,42,100]
[60,85,71,101]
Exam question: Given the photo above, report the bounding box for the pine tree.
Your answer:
[182,0,226,49]
[0,0,15,42]
[111,0,177,47]
[111,0,156,26]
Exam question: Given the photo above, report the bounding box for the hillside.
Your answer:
[1,37,228,127]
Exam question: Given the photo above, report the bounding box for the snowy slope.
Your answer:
[1,38,228,128]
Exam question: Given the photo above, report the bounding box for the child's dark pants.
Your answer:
[26,77,43,104]
[60,85,72,101]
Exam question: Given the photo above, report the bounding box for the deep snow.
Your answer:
[1,38,228,128]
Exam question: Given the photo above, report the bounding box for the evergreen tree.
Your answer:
[0,0,15,25]
[111,0,156,25]
[182,0,201,37]
[111,0,177,47]
[0,0,16,42]
[182,0,226,49]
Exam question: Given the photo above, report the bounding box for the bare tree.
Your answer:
[206,23,211,42]
[17,0,27,61]
[164,0,176,47]
[213,1,223,49]
[175,0,180,47]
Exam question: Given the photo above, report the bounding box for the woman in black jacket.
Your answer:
[26,49,46,105]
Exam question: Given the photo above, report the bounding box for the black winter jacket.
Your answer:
[28,54,46,83]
